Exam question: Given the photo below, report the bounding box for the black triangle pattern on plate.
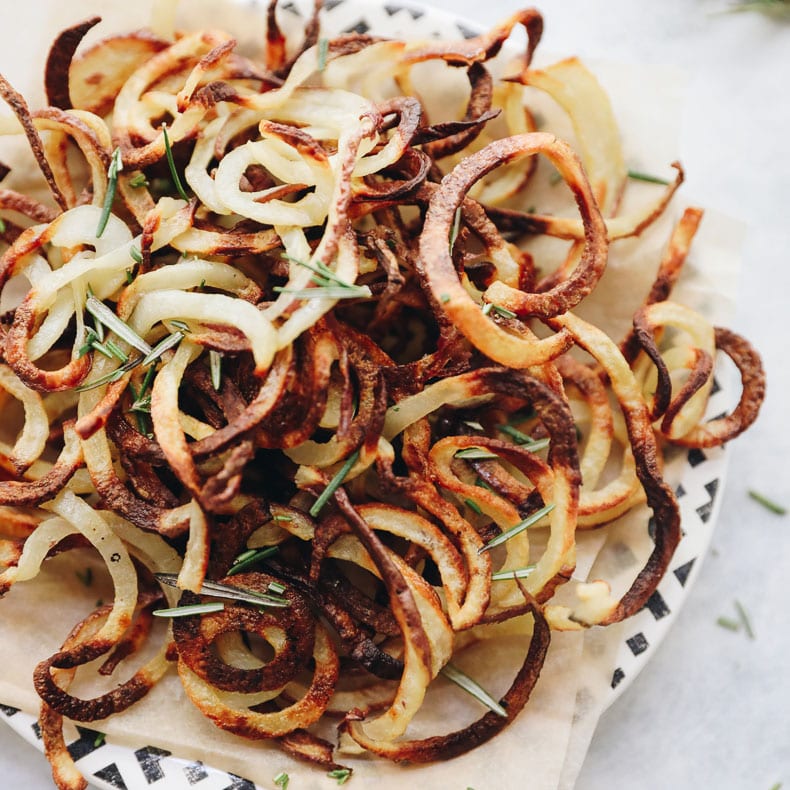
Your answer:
[456,22,479,39]
[94,763,128,790]
[610,667,625,689]
[673,558,695,587]
[221,774,257,790]
[695,478,720,523]
[67,726,105,761]
[384,3,425,18]
[711,376,721,395]
[31,720,42,739]
[184,761,210,784]
[134,745,172,783]
[279,0,300,13]
[343,18,371,34]
[675,482,686,498]
[0,704,19,716]
[324,0,346,11]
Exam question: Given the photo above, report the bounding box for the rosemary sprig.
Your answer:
[226,545,279,576]
[168,319,192,333]
[317,37,329,71]
[155,573,290,608]
[327,768,352,785]
[464,498,483,515]
[76,356,142,392]
[161,122,190,201]
[142,331,184,367]
[128,173,149,188]
[85,295,152,355]
[455,447,499,460]
[449,206,462,251]
[273,285,371,300]
[734,599,755,640]
[440,662,507,718]
[281,252,371,294]
[482,302,517,319]
[498,424,550,452]
[627,169,670,186]
[716,616,740,632]
[748,489,787,515]
[273,772,290,789]
[491,565,537,581]
[209,350,222,390]
[153,602,225,617]
[309,449,360,517]
[96,147,123,238]
[479,503,555,554]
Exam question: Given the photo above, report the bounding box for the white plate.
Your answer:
[0,0,733,787]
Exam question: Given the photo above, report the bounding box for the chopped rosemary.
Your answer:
[440,662,507,718]
[455,447,499,461]
[85,295,152,355]
[93,732,106,748]
[464,498,483,515]
[209,350,222,390]
[75,567,93,587]
[0,217,6,233]
[280,254,372,300]
[76,356,142,392]
[498,424,550,452]
[273,285,371,300]
[96,147,123,238]
[152,602,225,618]
[475,476,495,492]
[748,489,787,515]
[168,319,192,333]
[716,616,740,632]
[161,122,190,201]
[129,246,143,264]
[482,302,517,319]
[268,581,287,595]
[627,169,670,186]
[449,206,462,251]
[479,503,555,553]
[272,514,293,522]
[88,339,114,360]
[327,768,352,785]
[105,339,129,363]
[128,173,149,188]
[440,293,451,303]
[155,573,290,608]
[317,37,329,71]
[142,331,184,366]
[273,772,290,789]
[491,565,537,581]
[227,545,279,576]
[734,599,755,640]
[309,449,360,517]
[125,268,135,285]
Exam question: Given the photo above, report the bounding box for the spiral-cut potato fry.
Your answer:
[0,2,765,788]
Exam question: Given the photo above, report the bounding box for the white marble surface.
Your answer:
[1,0,788,788]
